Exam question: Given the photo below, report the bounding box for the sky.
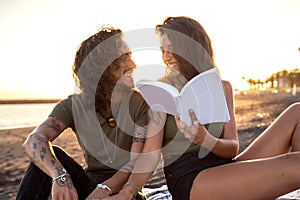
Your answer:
[0,0,299,99]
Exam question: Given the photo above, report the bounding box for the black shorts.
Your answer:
[164,151,234,200]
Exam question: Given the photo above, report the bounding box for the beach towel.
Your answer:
[142,185,172,200]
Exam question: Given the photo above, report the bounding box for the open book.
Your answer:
[136,68,230,126]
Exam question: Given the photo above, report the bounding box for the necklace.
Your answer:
[99,111,118,128]
[97,112,118,163]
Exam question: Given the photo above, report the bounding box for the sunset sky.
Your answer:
[0,0,299,99]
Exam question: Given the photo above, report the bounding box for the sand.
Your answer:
[0,92,299,199]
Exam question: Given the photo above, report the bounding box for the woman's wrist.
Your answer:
[122,181,140,198]
[200,127,219,149]
[119,188,135,199]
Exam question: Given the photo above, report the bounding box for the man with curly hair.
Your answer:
[16,26,155,200]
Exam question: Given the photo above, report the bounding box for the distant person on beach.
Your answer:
[106,16,300,200]
[16,26,155,200]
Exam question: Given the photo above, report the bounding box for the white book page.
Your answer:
[136,68,230,126]
[136,80,179,96]
[178,76,211,126]
[203,72,230,123]
[180,68,217,92]
[179,68,230,126]
[136,80,180,116]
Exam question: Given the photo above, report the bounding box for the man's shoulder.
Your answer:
[129,89,147,104]
[54,93,83,111]
[60,93,82,103]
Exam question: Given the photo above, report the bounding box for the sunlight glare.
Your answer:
[132,50,166,82]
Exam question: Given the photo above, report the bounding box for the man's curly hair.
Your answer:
[72,26,129,113]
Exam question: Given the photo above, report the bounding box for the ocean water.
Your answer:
[0,103,56,130]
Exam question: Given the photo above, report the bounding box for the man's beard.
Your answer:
[114,82,134,91]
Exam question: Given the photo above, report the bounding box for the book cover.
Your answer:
[136,68,230,126]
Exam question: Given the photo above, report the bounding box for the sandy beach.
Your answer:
[0,92,299,199]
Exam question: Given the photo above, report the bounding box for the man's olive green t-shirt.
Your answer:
[50,90,149,181]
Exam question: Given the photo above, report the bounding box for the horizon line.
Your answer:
[0,98,62,104]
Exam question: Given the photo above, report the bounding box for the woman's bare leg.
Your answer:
[190,151,300,200]
[189,103,300,199]
[236,102,300,160]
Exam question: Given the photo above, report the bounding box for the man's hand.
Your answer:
[52,176,78,200]
[85,186,111,200]
[102,191,133,200]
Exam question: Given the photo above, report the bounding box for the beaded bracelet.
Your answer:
[52,168,69,183]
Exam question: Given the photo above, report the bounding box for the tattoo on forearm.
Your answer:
[40,147,47,161]
[50,158,56,166]
[30,134,48,162]
[34,134,48,144]
[55,167,64,175]
[149,110,163,126]
[132,137,145,143]
[54,176,73,188]
[30,143,38,164]
[32,143,37,158]
[121,164,134,173]
[42,117,61,133]
[53,168,74,188]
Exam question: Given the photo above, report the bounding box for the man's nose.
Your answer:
[130,59,137,69]
[163,50,172,61]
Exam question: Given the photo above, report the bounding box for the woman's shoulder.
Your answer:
[222,80,233,90]
[221,80,234,96]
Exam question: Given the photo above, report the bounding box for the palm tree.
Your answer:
[265,75,276,88]
[281,70,289,88]
[247,78,255,90]
[288,68,300,86]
